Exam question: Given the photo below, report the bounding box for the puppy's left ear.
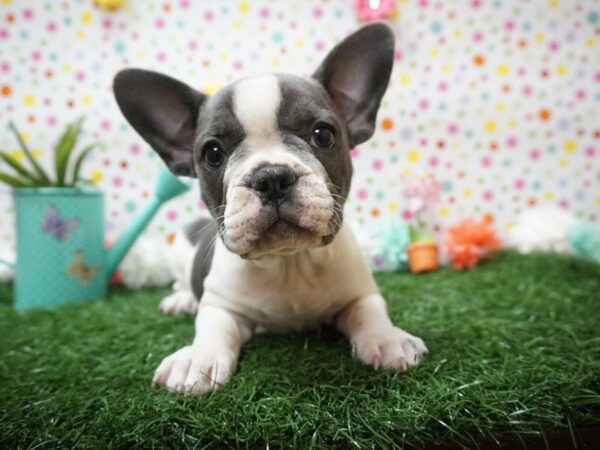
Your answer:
[313,23,395,146]
[113,69,206,177]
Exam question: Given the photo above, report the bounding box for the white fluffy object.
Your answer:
[0,261,13,283]
[508,207,576,254]
[0,249,14,282]
[166,232,196,291]
[119,235,191,289]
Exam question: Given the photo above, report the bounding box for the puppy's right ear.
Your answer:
[113,69,206,177]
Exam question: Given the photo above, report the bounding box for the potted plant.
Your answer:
[401,173,441,273]
[0,118,104,309]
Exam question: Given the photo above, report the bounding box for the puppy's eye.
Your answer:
[203,141,225,168]
[312,125,335,148]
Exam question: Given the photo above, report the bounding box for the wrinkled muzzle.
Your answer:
[222,162,337,258]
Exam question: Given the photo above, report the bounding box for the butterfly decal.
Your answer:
[41,205,80,241]
[66,250,98,286]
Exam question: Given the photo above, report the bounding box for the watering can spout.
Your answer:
[154,166,193,201]
[105,167,191,277]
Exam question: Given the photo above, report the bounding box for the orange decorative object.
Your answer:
[445,218,502,270]
[105,236,122,285]
[110,270,122,286]
[407,242,439,273]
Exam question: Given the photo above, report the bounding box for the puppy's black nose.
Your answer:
[250,166,297,203]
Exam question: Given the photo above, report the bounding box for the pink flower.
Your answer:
[400,173,441,214]
[530,149,541,160]
[448,123,459,134]
[354,0,396,22]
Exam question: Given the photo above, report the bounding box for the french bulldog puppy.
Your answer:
[113,23,427,395]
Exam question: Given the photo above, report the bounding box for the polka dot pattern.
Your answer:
[1,0,599,249]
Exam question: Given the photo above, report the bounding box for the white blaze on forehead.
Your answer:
[233,75,281,138]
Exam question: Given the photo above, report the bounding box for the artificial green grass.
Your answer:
[1,251,599,449]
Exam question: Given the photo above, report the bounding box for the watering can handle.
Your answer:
[105,166,192,277]
[105,197,161,277]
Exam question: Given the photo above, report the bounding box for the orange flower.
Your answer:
[445,218,502,269]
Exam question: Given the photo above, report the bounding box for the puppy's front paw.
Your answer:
[353,327,428,371]
[159,290,198,316]
[152,345,237,395]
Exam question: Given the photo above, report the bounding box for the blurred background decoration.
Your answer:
[1,0,599,265]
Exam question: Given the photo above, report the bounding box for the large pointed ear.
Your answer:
[312,23,395,146]
[113,69,206,177]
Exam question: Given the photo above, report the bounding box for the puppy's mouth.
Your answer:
[261,216,316,249]
[226,204,332,258]
[222,192,335,258]
[266,217,304,236]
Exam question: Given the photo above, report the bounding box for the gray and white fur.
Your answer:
[113,23,428,395]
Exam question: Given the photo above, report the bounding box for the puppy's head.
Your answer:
[114,24,394,258]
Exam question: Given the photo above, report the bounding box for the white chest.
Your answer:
[202,225,379,332]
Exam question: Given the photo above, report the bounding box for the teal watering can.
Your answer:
[0,167,191,310]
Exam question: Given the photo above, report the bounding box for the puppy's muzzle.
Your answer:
[249,166,297,206]
[223,162,334,257]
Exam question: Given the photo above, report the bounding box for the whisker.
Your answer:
[188,217,219,241]
[186,203,226,241]
[199,226,222,269]
[208,204,226,217]
[326,181,343,191]
[329,194,346,202]
[202,238,217,268]
[329,204,344,231]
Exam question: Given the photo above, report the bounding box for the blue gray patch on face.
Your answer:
[275,74,353,214]
[193,85,245,221]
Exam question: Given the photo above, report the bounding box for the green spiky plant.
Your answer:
[408,223,436,245]
[0,117,97,188]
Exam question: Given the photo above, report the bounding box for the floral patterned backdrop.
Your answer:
[1,0,599,251]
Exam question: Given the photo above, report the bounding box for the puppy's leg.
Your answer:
[159,233,197,315]
[160,218,217,316]
[159,290,198,316]
[153,304,252,395]
[335,294,428,371]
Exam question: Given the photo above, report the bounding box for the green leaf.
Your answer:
[408,223,420,243]
[0,151,40,182]
[416,232,436,244]
[0,171,34,188]
[8,121,51,184]
[69,142,97,186]
[408,223,436,244]
[55,116,85,187]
